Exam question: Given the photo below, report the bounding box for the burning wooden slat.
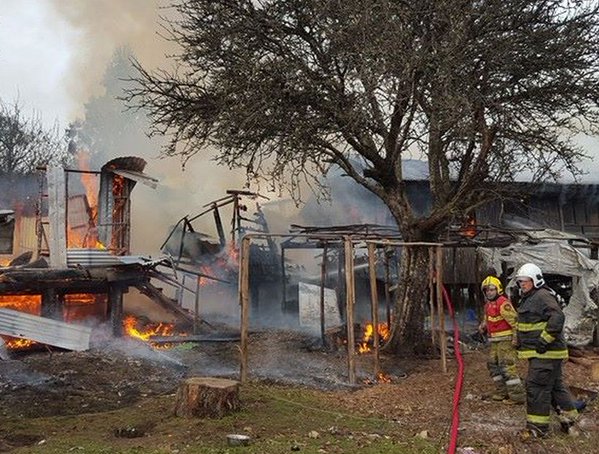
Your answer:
[0,308,91,351]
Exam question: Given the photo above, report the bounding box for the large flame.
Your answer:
[69,151,105,249]
[76,151,98,221]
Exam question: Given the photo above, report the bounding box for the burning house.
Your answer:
[0,156,194,354]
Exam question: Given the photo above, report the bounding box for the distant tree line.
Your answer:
[0,100,69,176]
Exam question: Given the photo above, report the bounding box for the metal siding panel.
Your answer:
[0,308,91,351]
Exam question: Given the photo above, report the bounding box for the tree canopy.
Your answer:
[127,0,599,239]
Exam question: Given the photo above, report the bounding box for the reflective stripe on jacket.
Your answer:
[485,295,516,340]
[516,287,568,360]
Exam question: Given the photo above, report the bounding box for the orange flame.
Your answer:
[123,315,176,341]
[76,151,99,222]
[0,295,41,315]
[4,337,36,349]
[0,295,41,349]
[0,293,104,349]
[357,322,390,353]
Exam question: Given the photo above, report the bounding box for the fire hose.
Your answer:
[442,285,464,454]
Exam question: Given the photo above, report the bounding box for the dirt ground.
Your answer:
[0,330,598,453]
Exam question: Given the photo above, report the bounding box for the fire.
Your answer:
[63,293,107,322]
[376,372,392,383]
[4,337,35,350]
[0,295,41,315]
[77,151,99,221]
[357,322,390,353]
[0,293,105,349]
[68,151,105,249]
[0,295,42,349]
[227,242,239,265]
[123,314,176,341]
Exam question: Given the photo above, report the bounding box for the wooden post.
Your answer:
[193,276,201,335]
[367,243,380,376]
[109,285,124,337]
[592,362,599,382]
[436,246,447,373]
[174,377,240,418]
[239,236,251,383]
[428,247,436,346]
[384,246,392,328]
[281,247,287,312]
[41,288,61,321]
[344,238,356,385]
[320,243,328,347]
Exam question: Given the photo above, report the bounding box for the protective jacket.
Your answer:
[485,295,517,341]
[516,287,568,360]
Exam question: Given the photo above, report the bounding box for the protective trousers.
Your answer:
[487,340,525,402]
[526,358,578,434]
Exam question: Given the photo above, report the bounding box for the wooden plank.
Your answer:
[46,165,67,268]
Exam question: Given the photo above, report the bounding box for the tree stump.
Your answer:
[174,377,241,418]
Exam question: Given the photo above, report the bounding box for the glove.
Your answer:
[535,338,549,354]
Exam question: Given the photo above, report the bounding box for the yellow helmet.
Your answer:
[481,275,503,294]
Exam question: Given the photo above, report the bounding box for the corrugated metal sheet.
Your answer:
[66,249,123,267]
[112,169,158,189]
[66,249,150,267]
[0,308,91,351]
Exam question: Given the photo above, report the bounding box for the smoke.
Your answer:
[46,1,253,255]
[48,0,177,117]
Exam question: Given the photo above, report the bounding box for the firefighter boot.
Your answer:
[519,423,549,441]
[558,409,580,436]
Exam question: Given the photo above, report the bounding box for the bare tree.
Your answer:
[0,100,68,176]
[126,0,599,352]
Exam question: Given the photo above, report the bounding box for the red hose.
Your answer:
[442,285,464,454]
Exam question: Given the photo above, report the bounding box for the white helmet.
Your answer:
[515,263,545,288]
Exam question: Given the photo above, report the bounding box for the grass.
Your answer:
[3,383,442,454]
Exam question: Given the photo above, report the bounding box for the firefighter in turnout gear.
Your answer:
[515,263,579,438]
[479,276,525,403]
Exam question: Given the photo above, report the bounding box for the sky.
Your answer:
[0,0,177,126]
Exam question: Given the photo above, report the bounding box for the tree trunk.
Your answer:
[384,245,432,355]
[174,377,240,418]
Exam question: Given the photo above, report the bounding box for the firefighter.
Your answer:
[479,276,525,403]
[514,263,578,438]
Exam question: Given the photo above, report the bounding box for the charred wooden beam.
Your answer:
[41,288,62,321]
[109,285,124,337]
[135,282,195,325]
